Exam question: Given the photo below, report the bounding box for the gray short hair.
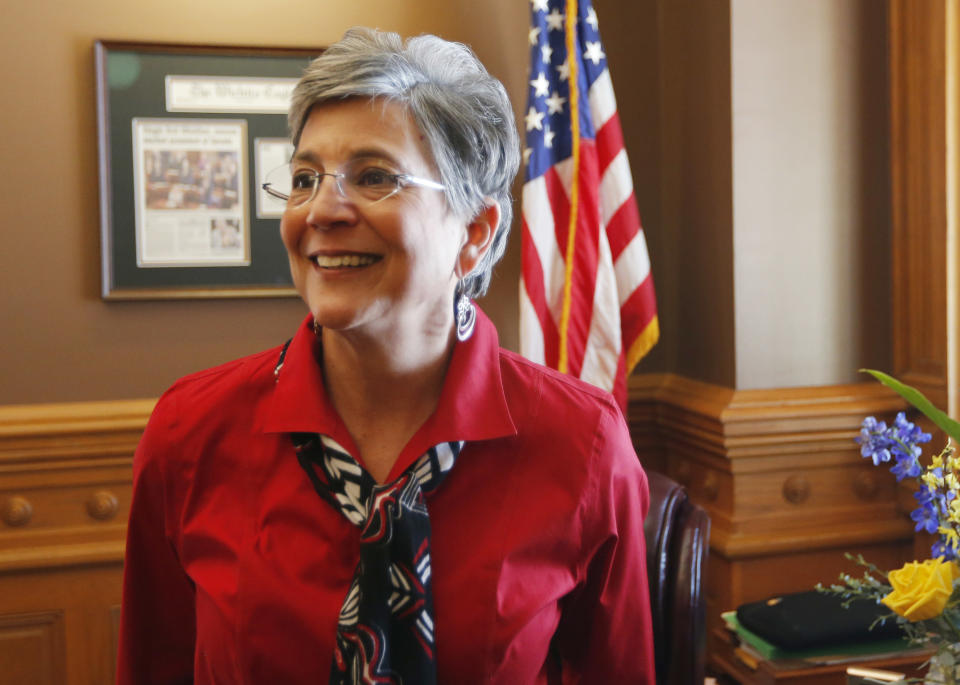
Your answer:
[288,27,520,298]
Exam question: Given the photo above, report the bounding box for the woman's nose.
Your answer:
[305,175,355,228]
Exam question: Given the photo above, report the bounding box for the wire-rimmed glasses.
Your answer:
[262,159,445,209]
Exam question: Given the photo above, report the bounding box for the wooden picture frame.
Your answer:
[94,40,321,299]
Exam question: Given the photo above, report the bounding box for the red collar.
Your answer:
[263,308,517,480]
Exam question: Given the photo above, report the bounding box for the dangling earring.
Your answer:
[454,281,476,342]
[312,318,321,337]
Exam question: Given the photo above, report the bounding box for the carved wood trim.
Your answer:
[0,399,155,466]
[0,400,153,571]
[628,373,912,559]
[0,380,916,569]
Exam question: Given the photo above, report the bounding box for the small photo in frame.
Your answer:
[255,137,295,219]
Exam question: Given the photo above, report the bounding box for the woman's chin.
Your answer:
[310,312,359,332]
[309,304,386,335]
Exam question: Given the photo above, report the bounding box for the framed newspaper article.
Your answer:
[94,41,321,299]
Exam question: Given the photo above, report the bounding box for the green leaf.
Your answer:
[862,369,960,444]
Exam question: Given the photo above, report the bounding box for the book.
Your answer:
[721,611,917,664]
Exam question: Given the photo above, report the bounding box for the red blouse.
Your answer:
[117,310,655,684]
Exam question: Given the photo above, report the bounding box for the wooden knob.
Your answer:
[702,472,720,501]
[782,476,811,505]
[2,496,33,527]
[86,491,118,521]
[852,471,879,501]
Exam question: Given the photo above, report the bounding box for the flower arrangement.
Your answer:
[821,370,960,684]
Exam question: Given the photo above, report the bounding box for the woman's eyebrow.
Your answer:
[348,148,401,166]
[290,149,321,166]
[290,147,402,167]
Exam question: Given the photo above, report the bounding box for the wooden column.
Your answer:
[889,0,953,412]
[628,373,914,678]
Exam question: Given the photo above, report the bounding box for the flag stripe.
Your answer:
[620,275,658,352]
[579,227,621,392]
[603,193,641,262]
[626,314,659,375]
[599,149,634,230]
[587,68,617,131]
[560,145,603,378]
[594,110,625,173]
[519,278,547,365]
[520,226,561,369]
[524,173,567,323]
[614,229,651,308]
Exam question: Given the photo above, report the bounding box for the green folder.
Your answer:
[721,611,914,663]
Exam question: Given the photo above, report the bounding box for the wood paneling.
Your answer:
[0,400,152,684]
[0,611,66,685]
[628,373,916,678]
[0,383,924,682]
[660,0,736,387]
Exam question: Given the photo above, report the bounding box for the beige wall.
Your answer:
[608,0,891,390]
[730,0,891,389]
[0,0,527,404]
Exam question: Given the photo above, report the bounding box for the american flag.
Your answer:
[520,0,658,410]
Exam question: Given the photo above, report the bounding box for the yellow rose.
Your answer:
[882,558,960,621]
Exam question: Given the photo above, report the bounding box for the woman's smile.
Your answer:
[309,252,382,270]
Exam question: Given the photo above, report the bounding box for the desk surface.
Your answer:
[710,627,929,685]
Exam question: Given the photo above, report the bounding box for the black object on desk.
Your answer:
[736,591,903,651]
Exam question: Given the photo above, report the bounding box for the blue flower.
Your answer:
[932,538,958,561]
[857,417,895,465]
[857,413,954,558]
[911,499,940,534]
[857,414,931,471]
[916,486,937,506]
[893,412,932,445]
[892,452,923,481]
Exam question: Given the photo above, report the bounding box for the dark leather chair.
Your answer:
[643,471,711,685]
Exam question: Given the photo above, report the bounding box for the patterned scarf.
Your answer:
[291,432,462,685]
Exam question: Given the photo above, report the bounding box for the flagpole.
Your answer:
[557,0,580,375]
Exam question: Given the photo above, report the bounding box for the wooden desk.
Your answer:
[710,626,929,685]
[626,376,918,680]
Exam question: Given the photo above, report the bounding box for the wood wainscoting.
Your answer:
[0,382,921,682]
[0,399,153,685]
[627,373,918,676]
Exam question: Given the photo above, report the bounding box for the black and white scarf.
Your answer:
[291,432,463,685]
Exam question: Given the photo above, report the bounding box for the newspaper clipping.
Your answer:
[132,118,249,267]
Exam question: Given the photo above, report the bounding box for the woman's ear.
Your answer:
[458,201,500,276]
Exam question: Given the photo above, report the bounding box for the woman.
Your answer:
[118,27,655,684]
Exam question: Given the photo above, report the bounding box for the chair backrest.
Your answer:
[643,471,711,685]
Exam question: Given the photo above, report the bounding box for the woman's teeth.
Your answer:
[312,254,378,268]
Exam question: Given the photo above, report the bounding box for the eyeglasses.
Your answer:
[262,159,445,209]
